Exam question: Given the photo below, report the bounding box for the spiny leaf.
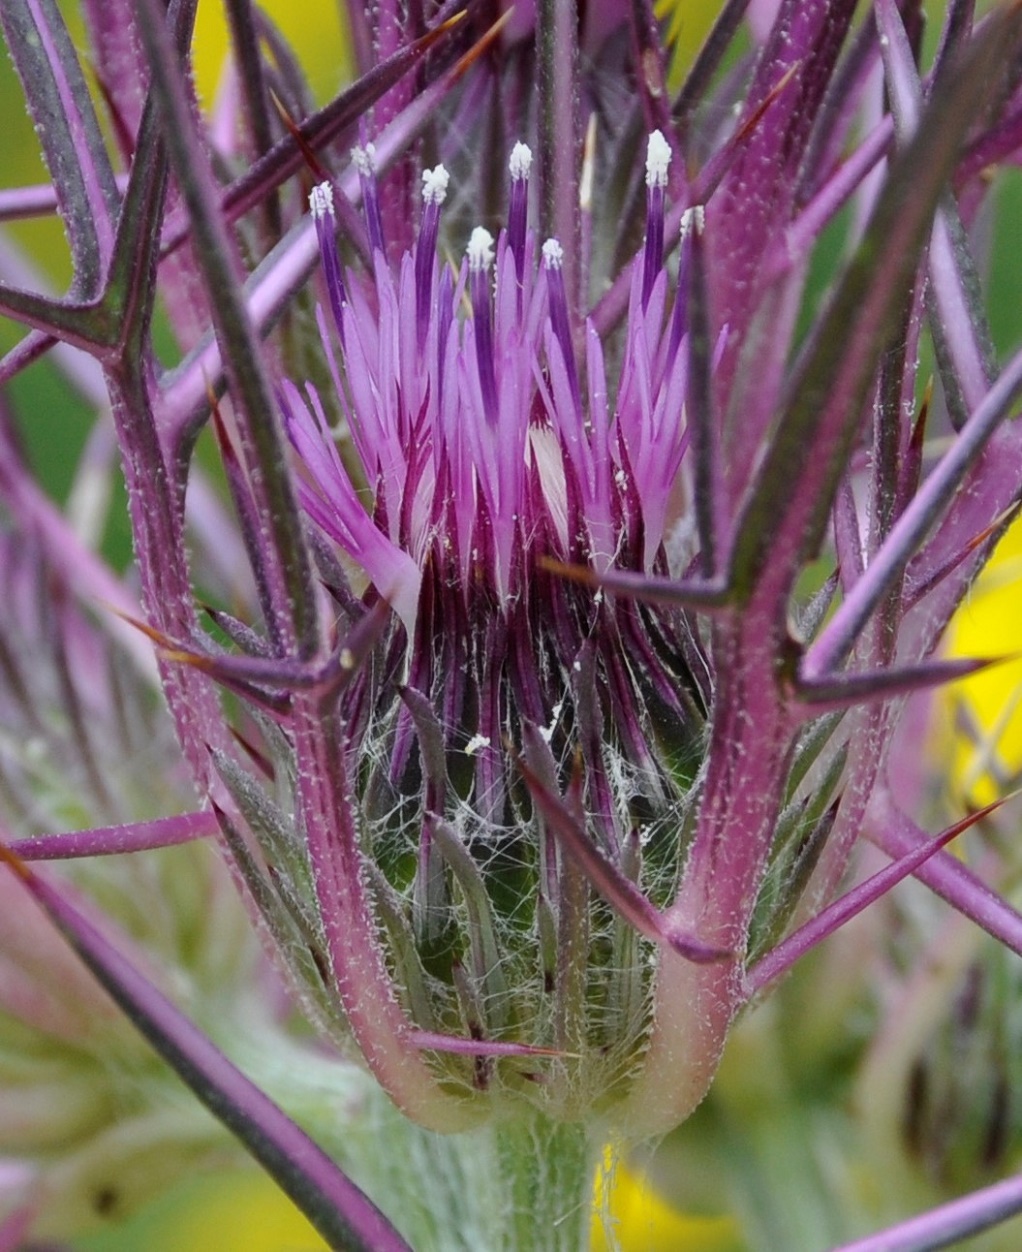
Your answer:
[868,787,1022,961]
[727,6,1022,611]
[517,726,731,965]
[746,795,1007,996]
[793,655,1001,714]
[7,811,218,860]
[135,0,317,657]
[0,0,119,298]
[804,341,1022,678]
[539,558,731,612]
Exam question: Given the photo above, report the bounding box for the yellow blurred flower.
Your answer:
[940,514,1022,805]
[591,1148,741,1252]
[77,1170,329,1252]
[190,0,351,106]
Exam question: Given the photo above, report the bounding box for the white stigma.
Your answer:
[509,141,532,181]
[352,142,376,175]
[542,238,564,270]
[309,182,335,220]
[645,129,671,189]
[422,164,450,206]
[680,204,706,240]
[465,734,491,756]
[468,226,495,273]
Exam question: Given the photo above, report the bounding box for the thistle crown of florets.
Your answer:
[274,133,711,1118]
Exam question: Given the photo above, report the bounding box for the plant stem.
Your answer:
[254,1037,598,1252]
[491,1112,596,1252]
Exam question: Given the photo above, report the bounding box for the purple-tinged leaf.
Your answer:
[0,409,157,679]
[0,328,57,386]
[517,727,731,965]
[932,0,977,65]
[867,786,1022,960]
[539,558,731,611]
[255,10,315,126]
[158,9,468,258]
[102,363,240,784]
[876,0,998,431]
[958,92,1022,187]
[0,181,88,222]
[745,797,1004,996]
[81,0,151,141]
[902,507,1019,610]
[792,655,998,714]
[627,0,675,148]
[804,345,1022,679]
[694,62,801,208]
[772,116,892,282]
[103,94,181,359]
[134,0,317,658]
[408,1031,570,1059]
[0,850,412,1252]
[674,0,753,134]
[0,0,119,298]
[222,0,282,243]
[833,1172,1022,1252]
[683,209,722,577]
[7,811,219,861]
[157,639,348,694]
[729,8,1022,618]
[708,0,857,406]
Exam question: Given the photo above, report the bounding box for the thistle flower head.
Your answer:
[5,0,1022,1247]
[275,135,710,1119]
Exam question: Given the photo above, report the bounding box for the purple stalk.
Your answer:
[133,0,317,659]
[0,851,412,1252]
[536,0,580,311]
[6,811,219,861]
[835,1173,1022,1252]
[804,344,1022,679]
[745,798,1004,995]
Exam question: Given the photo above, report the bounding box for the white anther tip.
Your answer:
[680,204,705,240]
[467,226,495,272]
[352,143,377,175]
[542,238,564,270]
[309,182,335,220]
[509,142,533,181]
[422,165,450,206]
[645,130,671,189]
